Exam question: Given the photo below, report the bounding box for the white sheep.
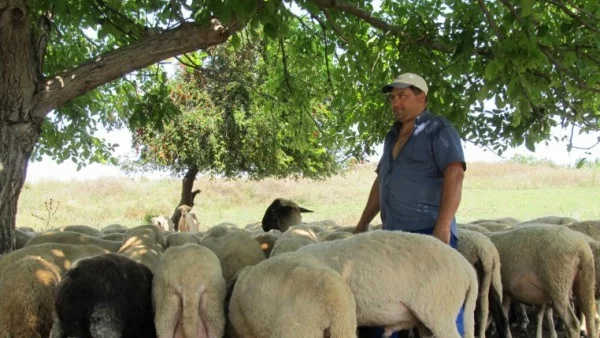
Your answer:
[457,228,509,338]
[470,217,521,226]
[487,224,598,338]
[458,223,491,234]
[299,230,478,338]
[177,204,200,232]
[51,224,103,237]
[566,220,600,241]
[261,198,313,232]
[0,256,61,338]
[269,224,321,257]
[320,230,354,241]
[153,244,226,338]
[199,225,264,285]
[118,225,165,273]
[519,216,578,226]
[228,251,357,338]
[0,243,109,278]
[469,221,513,232]
[25,230,122,252]
[251,231,280,258]
[100,223,129,233]
[151,215,175,232]
[164,232,200,248]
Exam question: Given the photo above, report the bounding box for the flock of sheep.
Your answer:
[1,198,600,338]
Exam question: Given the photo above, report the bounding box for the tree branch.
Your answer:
[279,36,292,91]
[546,0,599,33]
[322,9,348,43]
[306,0,453,53]
[477,0,504,40]
[34,19,242,119]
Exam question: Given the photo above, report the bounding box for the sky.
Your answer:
[25,124,600,182]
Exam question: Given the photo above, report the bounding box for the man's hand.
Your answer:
[353,224,369,234]
[432,226,450,244]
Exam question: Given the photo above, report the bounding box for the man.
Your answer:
[354,73,466,337]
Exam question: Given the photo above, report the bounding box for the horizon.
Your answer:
[25,125,600,182]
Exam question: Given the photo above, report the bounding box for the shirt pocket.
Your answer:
[408,146,430,162]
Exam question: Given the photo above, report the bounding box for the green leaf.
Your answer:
[525,138,535,152]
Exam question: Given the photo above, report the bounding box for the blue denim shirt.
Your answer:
[376,110,466,235]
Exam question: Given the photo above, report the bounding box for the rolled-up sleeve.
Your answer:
[432,126,466,173]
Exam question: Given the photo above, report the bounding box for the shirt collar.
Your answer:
[391,109,431,134]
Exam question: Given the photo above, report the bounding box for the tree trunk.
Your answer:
[170,165,201,230]
[0,0,45,254]
[0,124,39,253]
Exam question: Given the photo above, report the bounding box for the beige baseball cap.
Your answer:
[381,73,428,95]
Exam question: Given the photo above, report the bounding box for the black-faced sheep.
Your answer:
[50,253,156,338]
[261,198,313,232]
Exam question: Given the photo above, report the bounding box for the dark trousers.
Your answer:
[358,229,464,338]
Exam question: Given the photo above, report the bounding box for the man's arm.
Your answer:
[433,162,464,244]
[354,176,381,234]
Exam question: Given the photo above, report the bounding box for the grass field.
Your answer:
[17,160,600,232]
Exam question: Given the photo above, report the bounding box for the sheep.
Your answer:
[261,198,313,232]
[228,252,357,338]
[487,224,598,338]
[470,217,521,226]
[50,253,156,338]
[151,215,175,232]
[177,204,200,233]
[100,223,129,234]
[0,256,61,338]
[320,230,354,241]
[198,225,264,286]
[164,232,200,248]
[251,231,280,258]
[52,224,103,237]
[24,230,122,252]
[470,222,513,232]
[298,230,478,338]
[118,225,165,273]
[153,244,226,338]
[0,243,109,278]
[15,228,36,249]
[269,224,321,257]
[458,223,492,234]
[100,232,125,241]
[566,220,600,241]
[457,228,510,338]
[519,216,578,226]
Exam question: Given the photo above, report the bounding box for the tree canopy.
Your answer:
[1,0,599,252]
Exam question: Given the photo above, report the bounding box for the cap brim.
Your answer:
[381,82,411,93]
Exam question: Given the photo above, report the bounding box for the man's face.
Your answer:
[387,87,426,122]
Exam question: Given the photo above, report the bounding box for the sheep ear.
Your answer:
[299,207,313,213]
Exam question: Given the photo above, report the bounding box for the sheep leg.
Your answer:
[544,307,557,338]
[518,303,530,330]
[552,297,581,338]
[535,304,545,338]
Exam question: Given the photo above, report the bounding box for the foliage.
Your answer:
[129,30,348,179]
[22,0,599,172]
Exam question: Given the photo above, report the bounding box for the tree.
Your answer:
[1,0,598,253]
[130,39,349,225]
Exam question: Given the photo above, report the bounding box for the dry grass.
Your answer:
[17,161,600,231]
